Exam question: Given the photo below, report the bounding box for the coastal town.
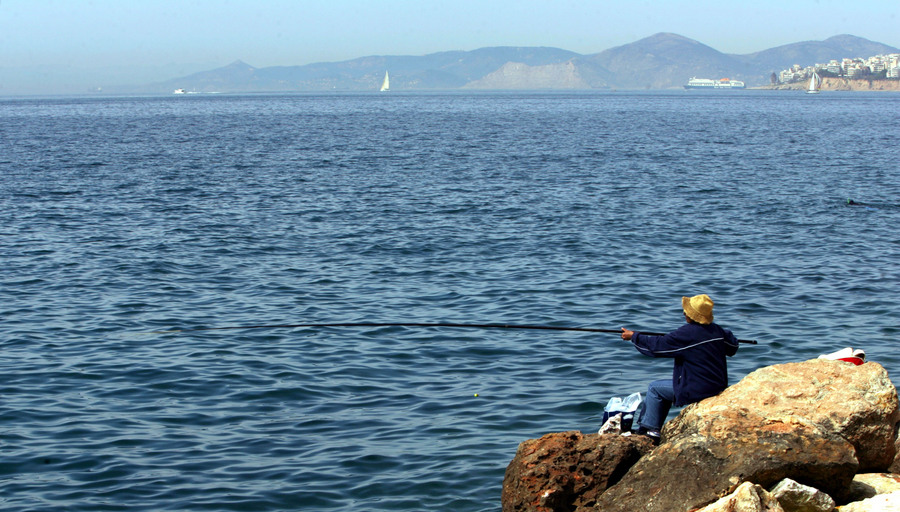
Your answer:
[777,51,900,83]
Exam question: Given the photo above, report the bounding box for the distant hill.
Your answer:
[143,47,580,93]
[134,33,899,93]
[737,34,900,73]
[580,33,754,89]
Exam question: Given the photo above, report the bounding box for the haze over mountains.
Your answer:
[140,33,899,93]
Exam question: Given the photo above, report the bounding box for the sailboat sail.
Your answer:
[380,71,390,92]
[807,72,821,94]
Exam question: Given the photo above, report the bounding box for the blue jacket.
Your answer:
[631,323,739,406]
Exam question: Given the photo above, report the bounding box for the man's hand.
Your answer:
[621,328,634,341]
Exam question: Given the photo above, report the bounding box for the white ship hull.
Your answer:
[684,77,745,89]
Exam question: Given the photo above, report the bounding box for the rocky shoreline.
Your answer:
[501,359,900,511]
[757,77,900,91]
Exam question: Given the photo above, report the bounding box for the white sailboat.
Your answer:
[807,72,821,94]
[380,71,390,92]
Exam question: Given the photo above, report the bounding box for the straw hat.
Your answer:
[682,294,714,324]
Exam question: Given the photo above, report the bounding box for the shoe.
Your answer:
[634,426,661,445]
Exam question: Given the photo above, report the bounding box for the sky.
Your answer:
[1,0,898,95]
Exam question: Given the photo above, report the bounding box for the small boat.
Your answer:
[173,88,186,94]
[379,71,390,92]
[806,72,821,94]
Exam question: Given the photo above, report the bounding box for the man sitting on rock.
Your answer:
[620,294,740,443]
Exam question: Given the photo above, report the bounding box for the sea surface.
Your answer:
[1,91,898,511]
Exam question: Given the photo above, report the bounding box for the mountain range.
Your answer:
[139,33,899,93]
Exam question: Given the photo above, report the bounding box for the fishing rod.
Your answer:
[151,322,758,344]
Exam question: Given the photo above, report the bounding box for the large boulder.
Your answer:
[667,360,900,471]
[591,412,858,511]
[501,431,653,512]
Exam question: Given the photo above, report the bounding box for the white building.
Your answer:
[778,53,900,83]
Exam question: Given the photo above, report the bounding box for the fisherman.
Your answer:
[620,294,739,443]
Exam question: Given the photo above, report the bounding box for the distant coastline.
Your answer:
[6,33,897,96]
[756,77,900,91]
[108,33,900,95]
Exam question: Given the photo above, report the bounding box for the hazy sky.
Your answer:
[2,0,899,95]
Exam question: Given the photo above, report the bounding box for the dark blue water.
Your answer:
[2,91,898,511]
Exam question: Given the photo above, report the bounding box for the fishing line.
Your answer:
[148,322,758,344]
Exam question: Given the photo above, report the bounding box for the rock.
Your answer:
[500,431,653,512]
[820,78,900,92]
[666,360,900,471]
[770,478,836,512]
[502,360,900,512]
[836,491,900,511]
[695,482,785,512]
[844,473,900,502]
[591,412,858,511]
[763,79,900,92]
[889,437,900,473]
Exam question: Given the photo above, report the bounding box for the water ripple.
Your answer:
[1,92,899,511]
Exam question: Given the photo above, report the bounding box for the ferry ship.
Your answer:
[684,77,745,89]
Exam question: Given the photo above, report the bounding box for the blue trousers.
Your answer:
[637,379,675,431]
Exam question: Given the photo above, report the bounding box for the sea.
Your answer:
[1,90,898,511]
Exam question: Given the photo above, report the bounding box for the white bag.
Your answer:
[818,347,866,365]
[599,392,642,434]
